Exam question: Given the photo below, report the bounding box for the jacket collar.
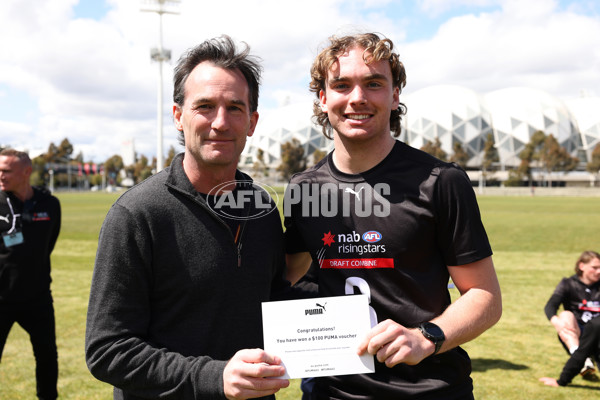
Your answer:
[165,153,252,199]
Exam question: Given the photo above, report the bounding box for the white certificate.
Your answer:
[262,295,375,379]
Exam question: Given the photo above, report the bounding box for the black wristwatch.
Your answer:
[418,322,445,356]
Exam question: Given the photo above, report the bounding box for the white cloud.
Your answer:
[419,0,500,16]
[0,0,598,164]
[402,0,600,100]
[0,120,31,137]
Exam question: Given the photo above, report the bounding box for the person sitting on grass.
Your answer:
[544,250,600,377]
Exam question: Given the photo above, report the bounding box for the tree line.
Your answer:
[1,138,177,189]
[273,132,600,187]
[5,132,600,190]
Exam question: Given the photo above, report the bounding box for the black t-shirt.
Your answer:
[284,141,492,400]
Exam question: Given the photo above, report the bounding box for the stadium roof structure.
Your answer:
[565,96,600,163]
[484,87,580,168]
[241,101,332,167]
[400,85,493,168]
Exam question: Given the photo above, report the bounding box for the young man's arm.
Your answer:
[434,256,502,351]
[285,252,312,285]
[358,256,502,366]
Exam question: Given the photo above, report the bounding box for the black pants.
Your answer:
[302,378,475,400]
[0,297,58,400]
[558,316,600,385]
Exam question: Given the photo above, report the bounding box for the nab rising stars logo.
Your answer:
[33,212,51,222]
[317,229,392,269]
[317,229,387,262]
[320,230,383,247]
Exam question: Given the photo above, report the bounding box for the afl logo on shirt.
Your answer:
[362,231,382,243]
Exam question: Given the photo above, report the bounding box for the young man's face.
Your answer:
[319,46,399,143]
[0,155,31,194]
[173,62,258,170]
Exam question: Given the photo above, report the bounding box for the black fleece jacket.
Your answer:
[86,153,291,399]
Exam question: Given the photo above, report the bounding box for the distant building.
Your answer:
[400,85,493,168]
[241,102,332,168]
[241,86,599,174]
[565,96,600,163]
[121,138,135,166]
[483,87,580,168]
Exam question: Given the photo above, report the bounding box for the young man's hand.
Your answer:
[357,319,434,367]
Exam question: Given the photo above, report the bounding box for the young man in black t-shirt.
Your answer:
[284,33,502,400]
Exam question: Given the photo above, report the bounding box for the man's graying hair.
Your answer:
[173,35,262,145]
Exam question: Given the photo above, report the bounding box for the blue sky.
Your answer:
[1,0,599,163]
[73,0,111,20]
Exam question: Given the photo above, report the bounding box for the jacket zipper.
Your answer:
[167,180,252,268]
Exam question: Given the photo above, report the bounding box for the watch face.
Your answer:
[422,322,445,340]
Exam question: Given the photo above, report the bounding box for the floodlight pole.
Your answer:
[141,0,180,172]
[156,12,165,172]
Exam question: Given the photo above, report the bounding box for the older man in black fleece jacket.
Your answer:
[86,36,296,400]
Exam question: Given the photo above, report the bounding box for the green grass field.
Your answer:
[1,192,599,399]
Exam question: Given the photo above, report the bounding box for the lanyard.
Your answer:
[5,197,20,234]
